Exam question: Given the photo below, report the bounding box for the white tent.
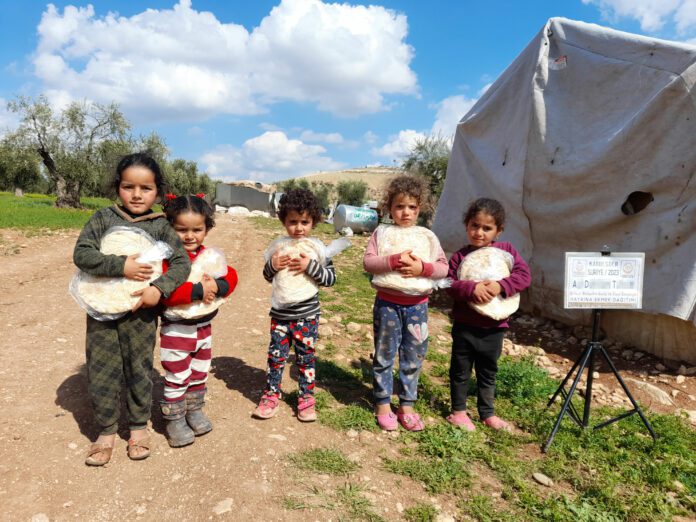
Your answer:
[433,18,696,363]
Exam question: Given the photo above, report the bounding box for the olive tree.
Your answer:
[0,141,42,196]
[7,95,129,207]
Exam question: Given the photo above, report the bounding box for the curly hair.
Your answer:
[463,197,506,228]
[381,175,430,217]
[164,194,216,230]
[277,188,323,226]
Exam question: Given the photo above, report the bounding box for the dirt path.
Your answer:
[0,216,418,521]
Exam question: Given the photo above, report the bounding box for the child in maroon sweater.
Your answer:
[447,198,531,432]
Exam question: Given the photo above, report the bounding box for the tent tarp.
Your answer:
[433,18,696,363]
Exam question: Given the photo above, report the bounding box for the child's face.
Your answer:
[390,193,420,227]
[173,212,208,252]
[118,166,158,215]
[283,210,313,239]
[466,211,501,248]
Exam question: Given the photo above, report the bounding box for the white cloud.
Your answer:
[33,0,417,122]
[431,95,477,138]
[363,131,378,145]
[371,129,425,161]
[200,130,343,182]
[582,0,696,36]
[299,130,344,144]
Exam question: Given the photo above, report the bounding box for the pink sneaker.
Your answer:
[297,395,317,422]
[253,393,280,419]
[482,415,512,432]
[396,412,425,432]
[375,411,398,431]
[446,411,475,432]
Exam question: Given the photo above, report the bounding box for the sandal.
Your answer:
[253,393,280,419]
[482,415,512,432]
[127,432,151,461]
[85,443,113,467]
[446,412,476,432]
[375,411,398,431]
[297,395,317,422]
[396,412,425,432]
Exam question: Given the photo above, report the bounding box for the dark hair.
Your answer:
[164,195,216,230]
[463,197,506,228]
[381,175,430,217]
[277,188,322,226]
[112,152,167,201]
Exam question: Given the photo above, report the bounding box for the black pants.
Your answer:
[449,322,505,420]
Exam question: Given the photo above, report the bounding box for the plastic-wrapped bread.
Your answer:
[264,237,325,308]
[163,247,229,321]
[457,246,520,320]
[69,227,172,321]
[371,224,444,295]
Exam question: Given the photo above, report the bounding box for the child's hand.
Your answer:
[473,282,496,303]
[288,252,311,274]
[482,280,502,297]
[201,274,218,304]
[131,285,162,311]
[124,254,154,281]
[272,251,291,271]
[398,252,424,278]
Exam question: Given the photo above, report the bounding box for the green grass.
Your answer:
[0,192,112,229]
[403,503,439,522]
[283,482,384,521]
[288,448,359,476]
[250,215,696,521]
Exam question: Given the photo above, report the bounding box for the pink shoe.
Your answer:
[446,412,475,432]
[375,412,398,431]
[297,395,317,422]
[253,393,280,419]
[482,415,512,432]
[396,412,425,432]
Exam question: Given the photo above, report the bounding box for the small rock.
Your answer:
[676,375,686,385]
[532,472,554,487]
[56,337,67,343]
[172,473,182,481]
[359,430,374,444]
[671,390,680,398]
[268,434,287,441]
[316,343,325,351]
[437,335,448,342]
[330,315,342,323]
[320,326,334,338]
[655,363,667,372]
[683,366,696,376]
[396,502,404,513]
[592,372,600,379]
[567,336,578,344]
[435,514,456,522]
[319,317,328,325]
[621,350,634,360]
[632,351,645,360]
[31,515,49,522]
[134,504,146,515]
[62,501,73,508]
[213,498,234,515]
[625,378,674,405]
[346,429,359,438]
[672,480,686,492]
[68,442,77,450]
[346,322,361,333]
[251,329,262,336]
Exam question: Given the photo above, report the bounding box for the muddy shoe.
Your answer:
[253,392,280,419]
[297,395,317,422]
[161,399,195,447]
[185,390,213,436]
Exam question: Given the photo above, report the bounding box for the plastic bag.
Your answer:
[263,236,350,308]
[163,247,230,321]
[69,227,172,321]
[371,224,447,295]
[457,246,520,320]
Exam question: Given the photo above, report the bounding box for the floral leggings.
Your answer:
[265,316,318,397]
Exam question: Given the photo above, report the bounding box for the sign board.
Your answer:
[564,252,644,309]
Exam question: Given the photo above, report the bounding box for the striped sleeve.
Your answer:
[306,259,336,287]
[263,258,278,283]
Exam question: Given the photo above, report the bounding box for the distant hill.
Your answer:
[298,166,402,200]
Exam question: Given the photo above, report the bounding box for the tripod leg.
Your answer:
[542,344,594,453]
[598,345,657,440]
[582,346,597,428]
[546,346,586,409]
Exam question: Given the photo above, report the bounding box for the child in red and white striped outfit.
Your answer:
[159,194,238,447]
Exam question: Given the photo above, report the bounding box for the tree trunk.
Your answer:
[38,148,82,208]
[54,177,82,208]
[14,187,24,197]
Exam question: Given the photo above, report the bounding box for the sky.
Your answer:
[1,0,695,183]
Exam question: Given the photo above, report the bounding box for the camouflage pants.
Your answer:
[85,309,158,435]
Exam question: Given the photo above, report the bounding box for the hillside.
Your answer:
[298,166,402,200]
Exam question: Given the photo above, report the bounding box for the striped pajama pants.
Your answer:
[160,320,212,402]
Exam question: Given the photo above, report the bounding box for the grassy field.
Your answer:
[0,192,113,230]
[251,217,696,521]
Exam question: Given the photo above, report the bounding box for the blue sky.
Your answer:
[1,0,695,182]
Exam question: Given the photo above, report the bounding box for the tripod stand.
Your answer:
[542,309,657,452]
